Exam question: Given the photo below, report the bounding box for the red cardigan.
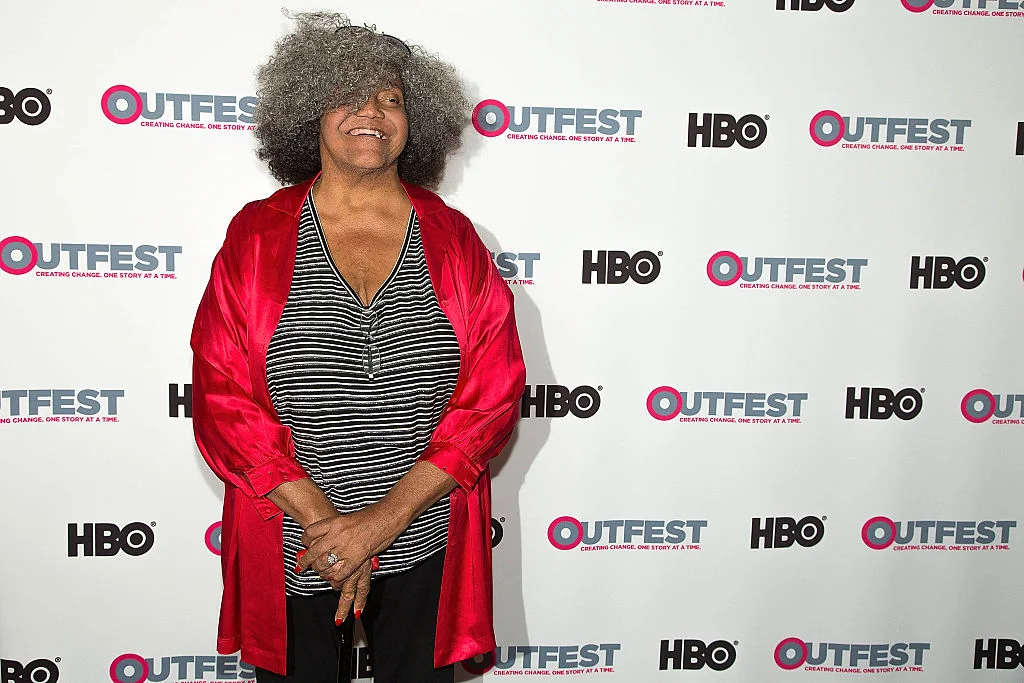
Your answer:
[190,176,525,675]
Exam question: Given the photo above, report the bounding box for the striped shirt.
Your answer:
[266,194,460,596]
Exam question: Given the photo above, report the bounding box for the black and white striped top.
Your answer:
[266,194,461,596]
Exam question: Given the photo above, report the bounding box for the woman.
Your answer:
[191,12,525,682]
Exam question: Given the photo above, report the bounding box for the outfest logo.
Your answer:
[0,236,181,279]
[861,516,1017,551]
[647,386,808,424]
[961,389,1024,425]
[491,251,540,286]
[774,637,930,673]
[0,388,125,425]
[205,522,222,556]
[548,516,707,551]
[901,0,1024,16]
[109,653,255,682]
[101,84,256,131]
[706,251,867,290]
[809,110,971,151]
[463,644,621,675]
[472,99,641,143]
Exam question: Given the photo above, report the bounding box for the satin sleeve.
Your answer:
[419,214,526,490]
[190,201,309,520]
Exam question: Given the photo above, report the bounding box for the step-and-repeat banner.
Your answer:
[2,0,1023,680]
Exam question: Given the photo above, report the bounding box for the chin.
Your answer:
[344,157,398,173]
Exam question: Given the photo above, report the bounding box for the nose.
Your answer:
[353,97,384,119]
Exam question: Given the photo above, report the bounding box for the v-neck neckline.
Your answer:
[306,193,415,309]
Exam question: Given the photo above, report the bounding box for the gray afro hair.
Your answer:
[253,11,469,189]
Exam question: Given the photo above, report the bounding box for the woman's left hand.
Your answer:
[298,506,395,584]
[331,558,372,624]
[297,461,457,583]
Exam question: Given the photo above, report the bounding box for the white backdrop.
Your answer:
[2,0,1023,680]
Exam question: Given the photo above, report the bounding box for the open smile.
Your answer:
[348,128,388,140]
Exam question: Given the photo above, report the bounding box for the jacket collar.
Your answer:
[265,172,448,219]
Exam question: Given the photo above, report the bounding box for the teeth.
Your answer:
[351,128,385,138]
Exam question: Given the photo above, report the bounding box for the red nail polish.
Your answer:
[355,609,362,620]
[371,556,379,570]
[335,618,343,627]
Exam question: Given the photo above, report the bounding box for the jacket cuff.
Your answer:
[248,495,282,521]
[420,442,482,491]
[244,455,310,498]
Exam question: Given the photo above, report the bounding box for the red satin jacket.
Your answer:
[190,175,525,675]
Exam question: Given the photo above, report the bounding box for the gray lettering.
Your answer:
[575,108,597,134]
[53,389,75,415]
[214,95,236,122]
[140,92,165,120]
[158,245,182,271]
[553,108,574,133]
[86,243,109,270]
[597,109,619,135]
[166,93,189,120]
[110,245,133,270]
[907,118,928,143]
[191,94,214,120]
[620,110,642,136]
[62,243,86,270]
[532,106,554,133]
[507,106,530,133]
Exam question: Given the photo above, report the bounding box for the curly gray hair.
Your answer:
[253,11,469,189]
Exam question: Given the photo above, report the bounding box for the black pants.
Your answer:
[255,550,454,683]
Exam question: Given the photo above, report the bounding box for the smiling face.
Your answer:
[319,85,409,178]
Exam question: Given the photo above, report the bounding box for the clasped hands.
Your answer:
[296,506,393,625]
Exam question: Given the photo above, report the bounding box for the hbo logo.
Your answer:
[491,517,504,548]
[660,640,737,671]
[520,385,601,418]
[975,639,1024,669]
[776,0,854,10]
[582,250,660,285]
[910,256,985,290]
[67,522,155,557]
[688,113,768,149]
[0,88,51,125]
[1,659,59,683]
[845,387,923,421]
[751,516,825,549]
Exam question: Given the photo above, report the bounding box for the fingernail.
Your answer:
[355,609,362,620]
[294,563,302,573]
[335,618,343,626]
[295,550,307,573]
[371,556,380,570]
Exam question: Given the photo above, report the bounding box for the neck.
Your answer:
[313,159,408,212]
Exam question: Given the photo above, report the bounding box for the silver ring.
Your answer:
[326,552,340,567]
